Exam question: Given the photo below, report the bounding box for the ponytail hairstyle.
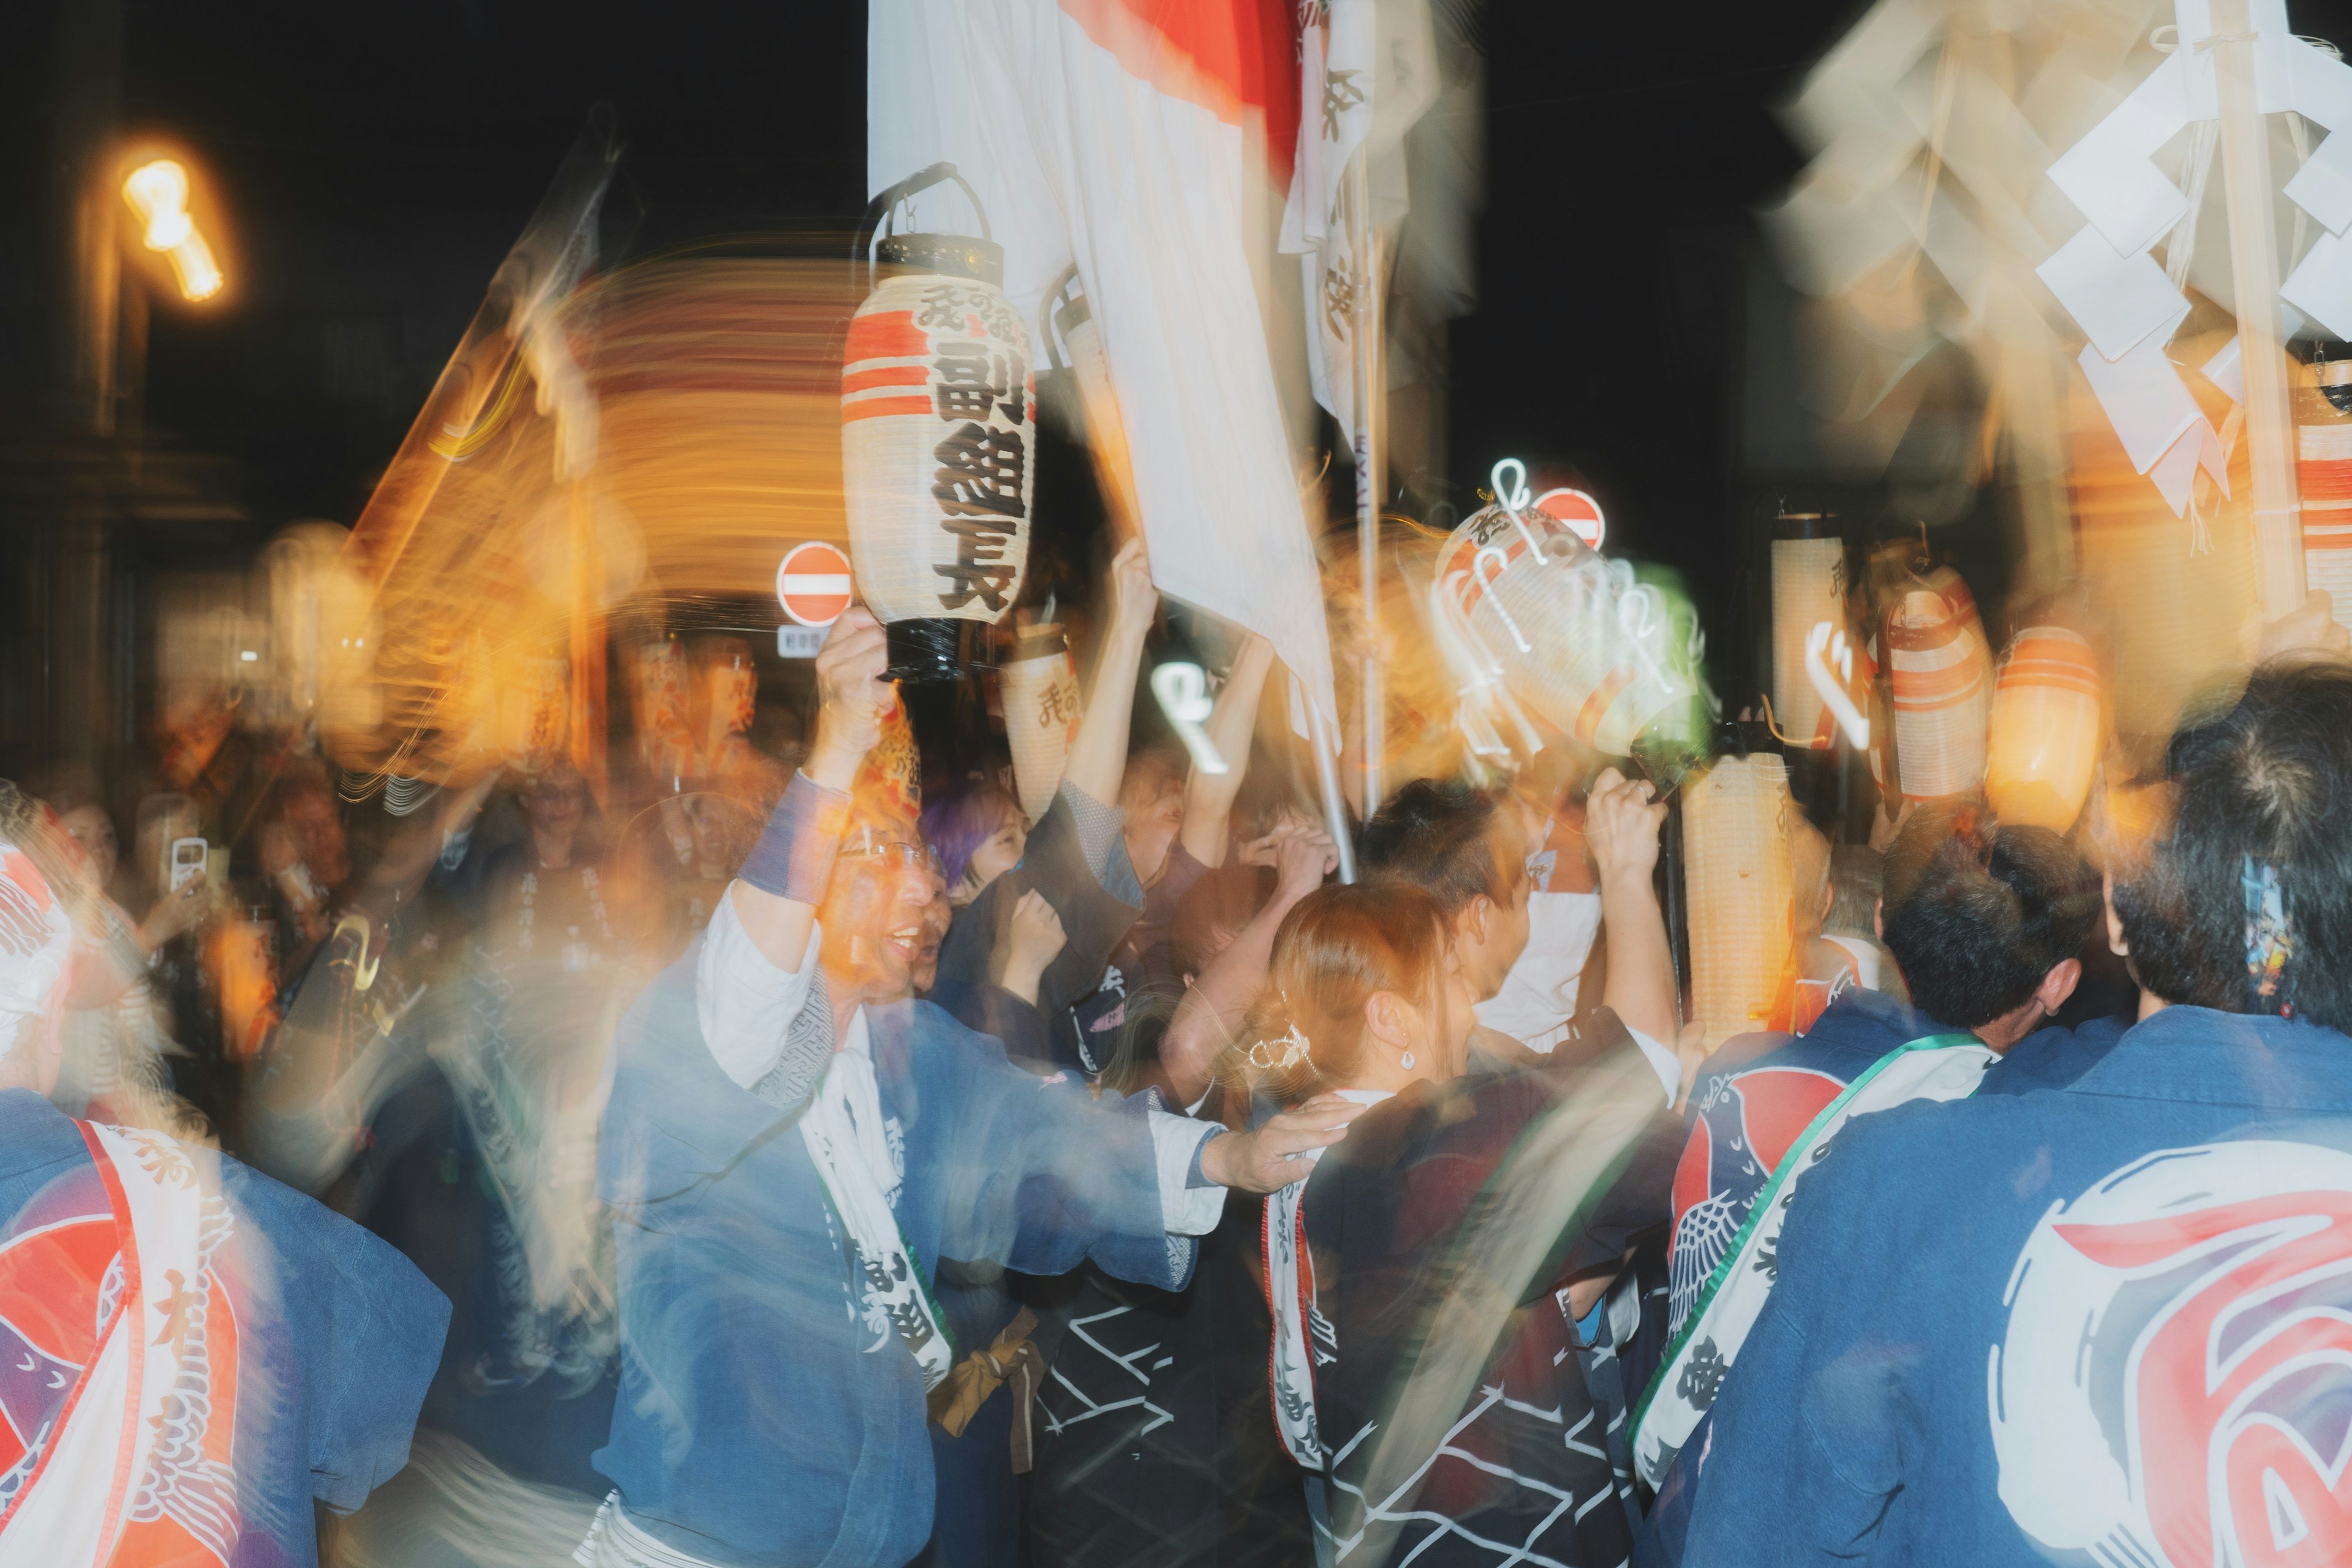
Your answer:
[1240,883,1453,1104]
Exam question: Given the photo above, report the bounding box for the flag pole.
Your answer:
[2212,0,2305,618]
[1350,151,1386,816]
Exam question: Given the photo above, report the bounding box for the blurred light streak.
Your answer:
[1804,620,1871,749]
[121,158,224,301]
[1150,661,1229,776]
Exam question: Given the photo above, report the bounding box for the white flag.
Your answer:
[1278,0,1439,439]
[872,0,1339,730]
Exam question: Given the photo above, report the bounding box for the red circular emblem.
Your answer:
[776,541,854,628]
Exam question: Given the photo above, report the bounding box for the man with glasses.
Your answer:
[580,608,1363,1568]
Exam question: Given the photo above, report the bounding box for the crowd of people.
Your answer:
[6,532,2352,1568]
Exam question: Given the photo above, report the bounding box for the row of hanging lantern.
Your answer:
[1691,513,2119,1042]
[1764,512,2108,831]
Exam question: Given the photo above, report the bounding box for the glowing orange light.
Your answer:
[122,159,224,301]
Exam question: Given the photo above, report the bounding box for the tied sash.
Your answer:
[0,1121,236,1568]
[1262,1087,1388,1471]
[1263,1178,1337,1469]
[1630,1033,1991,1488]
[797,1023,955,1393]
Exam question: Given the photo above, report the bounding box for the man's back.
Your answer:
[1684,1005,2352,1566]
[0,1088,447,1568]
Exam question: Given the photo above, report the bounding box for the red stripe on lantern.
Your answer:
[845,310,929,362]
[841,364,933,396]
[2300,459,2352,507]
[1890,658,1984,705]
[840,394,935,423]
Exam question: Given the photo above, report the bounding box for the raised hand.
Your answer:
[1197,1092,1369,1194]
[808,608,894,791]
[1106,535,1158,641]
[1585,767,1665,886]
[1272,823,1338,902]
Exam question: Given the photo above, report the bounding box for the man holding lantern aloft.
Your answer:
[581,607,1363,1568]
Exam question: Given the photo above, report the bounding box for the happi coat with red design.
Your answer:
[1681,1006,2352,1566]
[0,1088,448,1568]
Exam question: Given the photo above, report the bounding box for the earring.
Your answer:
[1400,1050,1416,1070]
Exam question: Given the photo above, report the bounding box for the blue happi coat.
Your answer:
[0,1088,448,1567]
[1679,1005,2352,1566]
[592,943,1193,1568]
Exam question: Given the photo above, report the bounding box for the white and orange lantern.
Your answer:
[1770,512,1844,746]
[1984,625,2103,832]
[842,166,1033,682]
[1430,461,1697,763]
[998,624,1081,823]
[1684,752,1796,1052]
[1882,565,1992,801]
[2300,360,2352,631]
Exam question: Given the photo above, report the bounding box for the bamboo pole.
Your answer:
[1351,153,1386,816]
[2212,0,2305,618]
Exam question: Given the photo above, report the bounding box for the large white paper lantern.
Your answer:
[1431,497,1697,763]
[1685,752,1795,1052]
[842,168,1033,682]
[1883,565,1992,801]
[2299,369,2352,632]
[1984,624,2101,833]
[1770,514,1844,745]
[998,625,1081,824]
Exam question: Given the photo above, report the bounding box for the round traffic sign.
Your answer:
[776,541,854,628]
[1534,488,1605,551]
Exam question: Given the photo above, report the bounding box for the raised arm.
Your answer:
[1177,632,1273,869]
[1061,536,1157,809]
[1585,767,1679,1049]
[726,609,889,970]
[1159,822,1334,1106]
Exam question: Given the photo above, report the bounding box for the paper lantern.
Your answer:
[1882,565,1992,800]
[500,657,570,775]
[842,168,1033,682]
[2299,362,2352,633]
[1985,625,2102,832]
[999,625,1080,823]
[1431,497,1696,761]
[1684,753,1795,1052]
[627,641,696,787]
[1770,514,1844,745]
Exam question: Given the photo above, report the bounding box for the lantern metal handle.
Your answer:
[856,161,994,294]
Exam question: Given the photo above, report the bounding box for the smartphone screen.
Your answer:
[169,836,208,892]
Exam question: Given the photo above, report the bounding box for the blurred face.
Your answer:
[1121,761,1186,883]
[957,808,1027,904]
[820,817,946,1005]
[286,792,350,886]
[61,806,118,889]
[524,769,589,843]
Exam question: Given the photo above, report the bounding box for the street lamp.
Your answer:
[121,158,222,301]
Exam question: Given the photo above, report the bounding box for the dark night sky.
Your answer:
[6,0,1865,681]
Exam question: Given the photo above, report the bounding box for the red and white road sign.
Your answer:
[776,541,854,627]
[1534,488,1606,551]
